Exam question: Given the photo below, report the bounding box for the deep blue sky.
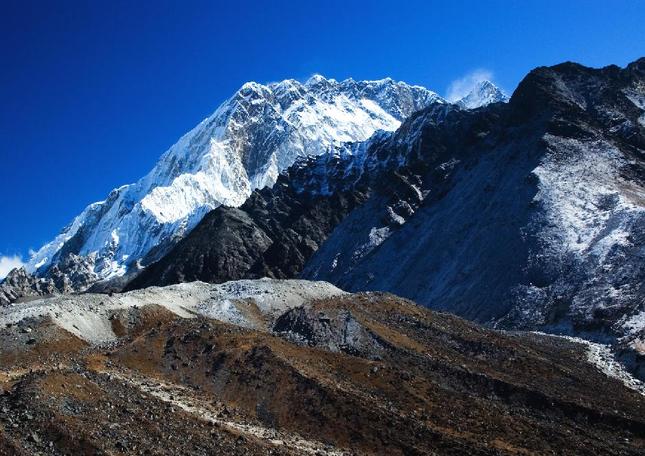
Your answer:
[1,0,643,263]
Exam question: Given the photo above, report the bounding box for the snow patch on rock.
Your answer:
[537,332,645,396]
[532,136,643,257]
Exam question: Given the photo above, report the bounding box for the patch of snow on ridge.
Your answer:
[535,332,645,396]
[532,136,644,257]
[589,227,632,263]
[622,311,645,337]
[352,227,391,262]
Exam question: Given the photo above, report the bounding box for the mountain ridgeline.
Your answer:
[127,59,645,376]
[20,76,446,291]
[0,77,504,304]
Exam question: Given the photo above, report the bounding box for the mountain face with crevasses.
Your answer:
[13,76,445,294]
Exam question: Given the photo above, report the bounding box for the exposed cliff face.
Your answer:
[127,59,645,375]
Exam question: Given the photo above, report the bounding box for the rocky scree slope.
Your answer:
[1,279,644,455]
[4,76,443,301]
[127,59,645,377]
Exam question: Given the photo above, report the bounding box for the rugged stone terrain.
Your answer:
[127,59,645,378]
[0,255,101,306]
[0,268,56,306]
[1,279,644,455]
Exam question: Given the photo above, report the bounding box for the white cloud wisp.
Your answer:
[0,254,25,280]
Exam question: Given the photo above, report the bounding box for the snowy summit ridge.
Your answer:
[457,80,509,109]
[24,75,446,286]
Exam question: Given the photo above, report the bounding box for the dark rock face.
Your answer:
[126,181,370,290]
[126,58,645,374]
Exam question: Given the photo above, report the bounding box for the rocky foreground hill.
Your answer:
[1,279,644,455]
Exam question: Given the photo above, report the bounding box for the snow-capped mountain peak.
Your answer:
[22,75,445,289]
[457,80,509,109]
